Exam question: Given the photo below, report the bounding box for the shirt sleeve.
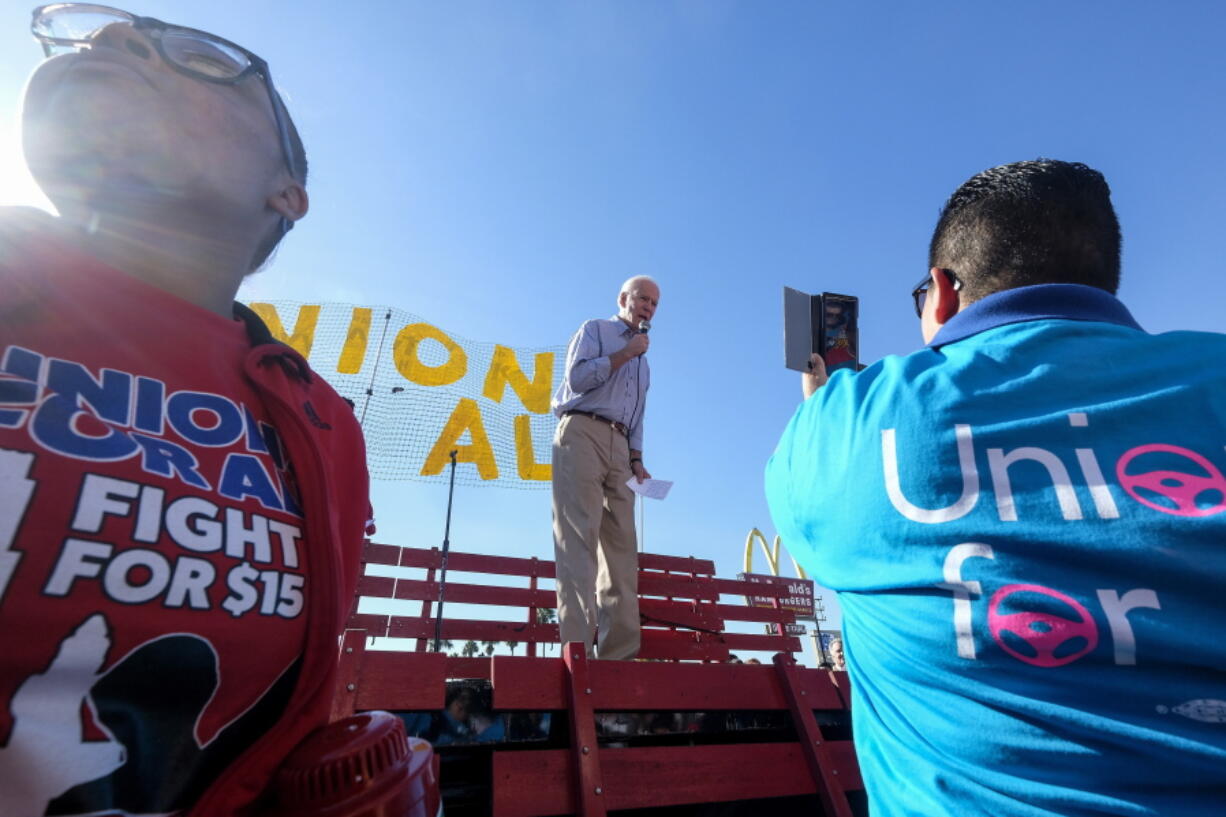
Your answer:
[564,321,612,394]
[764,364,883,582]
[765,400,815,563]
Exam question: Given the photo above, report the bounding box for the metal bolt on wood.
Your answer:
[595,788,603,795]
[585,687,592,694]
[582,746,590,754]
[345,647,353,654]
[346,683,356,691]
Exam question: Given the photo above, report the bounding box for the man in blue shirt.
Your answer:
[766,160,1226,815]
[552,276,658,659]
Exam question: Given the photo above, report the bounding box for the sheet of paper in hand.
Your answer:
[625,478,673,500]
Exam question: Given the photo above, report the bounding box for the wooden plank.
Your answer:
[346,613,388,633]
[444,656,493,679]
[350,651,447,710]
[638,553,716,575]
[774,655,854,817]
[829,668,852,706]
[356,574,395,596]
[366,546,725,586]
[490,656,849,712]
[527,570,541,658]
[638,597,724,632]
[414,564,436,652]
[388,616,558,643]
[601,743,846,809]
[563,644,607,817]
[638,629,729,662]
[719,632,803,654]
[708,577,792,598]
[491,742,861,817]
[346,653,846,715]
[592,661,837,710]
[492,748,572,817]
[792,666,850,709]
[828,741,862,789]
[714,603,797,624]
[362,541,406,566]
[330,630,365,720]
[392,579,554,608]
[638,573,720,601]
[394,548,559,579]
[492,656,567,710]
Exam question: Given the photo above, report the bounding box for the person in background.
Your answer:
[766,159,1226,816]
[550,276,659,660]
[829,638,846,671]
[0,6,369,815]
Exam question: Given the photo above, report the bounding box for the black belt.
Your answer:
[563,409,629,437]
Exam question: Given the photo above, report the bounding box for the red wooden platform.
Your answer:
[332,541,863,817]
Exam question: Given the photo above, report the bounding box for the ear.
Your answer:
[930,267,961,324]
[618,290,629,309]
[267,181,309,224]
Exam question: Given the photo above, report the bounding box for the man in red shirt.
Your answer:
[0,6,370,815]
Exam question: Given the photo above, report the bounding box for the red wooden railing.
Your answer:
[347,541,804,664]
[333,541,862,817]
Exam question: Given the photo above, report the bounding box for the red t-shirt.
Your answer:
[0,221,312,815]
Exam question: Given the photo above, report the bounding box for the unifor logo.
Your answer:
[1116,444,1226,518]
[882,414,1226,524]
[988,584,1098,668]
[939,543,1161,667]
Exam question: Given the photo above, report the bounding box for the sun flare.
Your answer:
[0,122,54,211]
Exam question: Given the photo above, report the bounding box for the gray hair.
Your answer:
[618,275,658,303]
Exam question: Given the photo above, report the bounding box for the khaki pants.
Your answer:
[551,413,640,660]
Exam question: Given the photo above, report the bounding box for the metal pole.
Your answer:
[432,450,459,653]
[813,618,831,669]
[638,496,645,553]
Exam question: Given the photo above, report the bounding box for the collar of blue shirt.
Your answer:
[928,283,1144,349]
[609,315,637,335]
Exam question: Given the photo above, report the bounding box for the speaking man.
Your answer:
[551,276,658,660]
[766,160,1226,816]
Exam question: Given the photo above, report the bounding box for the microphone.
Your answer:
[638,319,651,334]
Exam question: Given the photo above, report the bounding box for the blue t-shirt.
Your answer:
[766,284,1226,816]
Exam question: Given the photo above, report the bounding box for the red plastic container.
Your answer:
[274,711,439,817]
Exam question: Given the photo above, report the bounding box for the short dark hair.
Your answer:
[928,159,1121,302]
[248,88,307,272]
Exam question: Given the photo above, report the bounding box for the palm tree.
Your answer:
[436,638,454,654]
[461,640,479,658]
[481,640,497,657]
[506,640,519,656]
[535,607,558,655]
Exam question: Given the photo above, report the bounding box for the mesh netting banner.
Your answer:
[246,301,564,489]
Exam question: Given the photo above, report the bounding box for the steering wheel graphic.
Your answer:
[1116,444,1226,517]
[988,584,1098,668]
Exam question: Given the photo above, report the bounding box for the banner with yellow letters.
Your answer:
[245,301,564,489]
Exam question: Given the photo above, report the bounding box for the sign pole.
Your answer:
[432,450,458,653]
[638,497,645,553]
[812,622,830,669]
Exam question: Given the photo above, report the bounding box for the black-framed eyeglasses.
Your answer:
[31,4,297,232]
[911,269,962,318]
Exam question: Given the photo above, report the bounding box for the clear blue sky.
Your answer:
[3,1,1224,659]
